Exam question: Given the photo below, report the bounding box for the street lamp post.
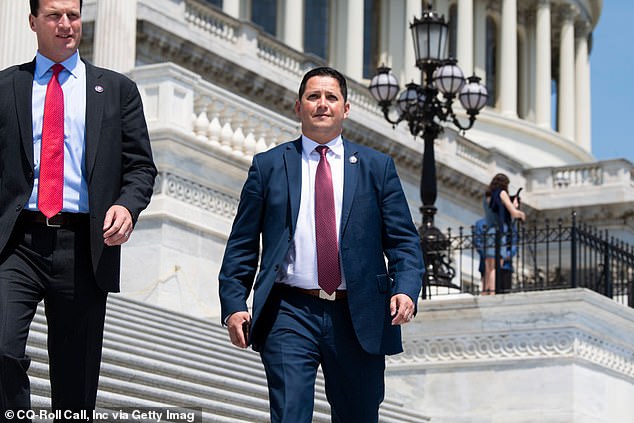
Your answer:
[368,5,488,293]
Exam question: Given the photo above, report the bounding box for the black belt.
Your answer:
[275,284,347,301]
[20,211,89,228]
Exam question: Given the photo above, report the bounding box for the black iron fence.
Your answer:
[424,213,634,308]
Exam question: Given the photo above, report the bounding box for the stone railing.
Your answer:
[524,159,634,209]
[184,0,239,45]
[256,33,306,78]
[552,165,603,188]
[183,0,311,80]
[128,62,300,165]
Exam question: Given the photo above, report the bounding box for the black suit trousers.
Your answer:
[0,215,107,419]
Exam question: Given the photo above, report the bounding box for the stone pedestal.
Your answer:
[386,289,634,422]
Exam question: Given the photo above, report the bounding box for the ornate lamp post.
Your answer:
[368,5,488,290]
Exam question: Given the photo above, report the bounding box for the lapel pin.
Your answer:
[349,156,358,164]
[94,85,104,93]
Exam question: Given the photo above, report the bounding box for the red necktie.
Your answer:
[38,64,65,218]
[315,146,341,294]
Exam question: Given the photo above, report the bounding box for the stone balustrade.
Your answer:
[129,62,300,166]
[524,159,634,210]
[185,0,239,45]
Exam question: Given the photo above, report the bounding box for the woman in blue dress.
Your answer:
[482,173,526,295]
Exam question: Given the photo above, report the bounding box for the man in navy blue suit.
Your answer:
[219,67,424,422]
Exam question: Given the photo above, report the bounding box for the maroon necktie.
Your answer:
[38,64,65,218]
[315,146,341,294]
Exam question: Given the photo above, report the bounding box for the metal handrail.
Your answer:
[425,213,634,308]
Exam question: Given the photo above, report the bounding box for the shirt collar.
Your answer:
[35,50,83,79]
[301,134,344,159]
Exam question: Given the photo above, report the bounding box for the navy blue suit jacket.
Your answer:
[219,137,424,355]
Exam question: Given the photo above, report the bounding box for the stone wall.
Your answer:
[386,289,634,422]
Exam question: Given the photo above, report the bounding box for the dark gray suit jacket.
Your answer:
[0,58,157,292]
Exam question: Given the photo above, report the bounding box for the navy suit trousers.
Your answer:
[260,286,385,423]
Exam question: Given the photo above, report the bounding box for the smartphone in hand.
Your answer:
[242,320,250,344]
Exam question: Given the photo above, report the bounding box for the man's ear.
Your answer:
[29,15,36,31]
[294,100,301,118]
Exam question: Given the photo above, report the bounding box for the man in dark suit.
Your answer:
[219,67,424,422]
[0,0,156,417]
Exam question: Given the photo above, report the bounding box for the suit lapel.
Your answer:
[340,138,359,237]
[284,138,302,235]
[84,61,105,182]
[15,61,36,170]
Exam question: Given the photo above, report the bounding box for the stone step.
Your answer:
[27,296,429,422]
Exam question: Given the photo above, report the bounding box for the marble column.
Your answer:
[223,0,241,18]
[457,0,474,73]
[535,0,552,128]
[379,0,407,85]
[518,26,529,119]
[575,22,592,152]
[473,0,487,85]
[223,0,251,19]
[433,0,449,18]
[558,5,576,140]
[93,0,137,73]
[0,1,37,69]
[331,0,364,81]
[523,11,537,122]
[499,0,517,118]
[278,0,304,52]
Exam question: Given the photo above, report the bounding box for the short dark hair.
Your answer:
[298,66,348,102]
[30,0,83,16]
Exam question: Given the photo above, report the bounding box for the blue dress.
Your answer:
[483,190,505,258]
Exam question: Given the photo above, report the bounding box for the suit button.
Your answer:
[28,171,33,180]
[15,204,22,211]
[274,264,280,271]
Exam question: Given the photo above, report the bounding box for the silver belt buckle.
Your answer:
[319,289,336,301]
[46,215,62,228]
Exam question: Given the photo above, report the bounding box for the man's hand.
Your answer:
[103,205,134,246]
[390,293,415,325]
[226,311,251,348]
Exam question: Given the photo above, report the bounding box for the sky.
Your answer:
[590,1,634,164]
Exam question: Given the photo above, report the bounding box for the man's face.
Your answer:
[29,0,82,63]
[294,76,350,144]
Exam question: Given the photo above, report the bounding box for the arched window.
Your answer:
[485,16,497,107]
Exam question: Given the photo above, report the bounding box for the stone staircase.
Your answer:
[27,295,429,422]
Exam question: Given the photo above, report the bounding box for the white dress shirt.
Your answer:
[277,135,347,290]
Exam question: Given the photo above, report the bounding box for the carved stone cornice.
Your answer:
[154,171,239,219]
[387,289,634,382]
[388,327,634,380]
